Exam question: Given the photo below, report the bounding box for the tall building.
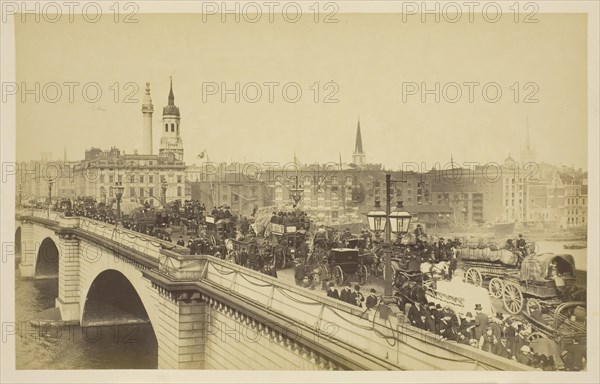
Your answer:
[352,118,366,167]
[142,82,154,155]
[159,77,184,162]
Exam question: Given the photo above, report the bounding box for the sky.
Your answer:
[15,12,588,170]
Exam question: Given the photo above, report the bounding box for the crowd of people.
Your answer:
[400,299,584,370]
[270,210,311,231]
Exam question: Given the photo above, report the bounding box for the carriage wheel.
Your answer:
[465,268,483,287]
[488,277,504,299]
[334,266,345,285]
[525,298,542,317]
[358,265,368,285]
[502,282,524,314]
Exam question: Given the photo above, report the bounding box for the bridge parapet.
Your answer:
[151,251,527,370]
[159,248,206,281]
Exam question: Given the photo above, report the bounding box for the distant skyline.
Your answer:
[16,13,588,170]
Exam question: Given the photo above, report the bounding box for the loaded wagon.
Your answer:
[462,247,585,315]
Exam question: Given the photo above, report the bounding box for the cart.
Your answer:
[463,252,584,315]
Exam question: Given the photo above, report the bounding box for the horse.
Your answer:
[420,261,450,280]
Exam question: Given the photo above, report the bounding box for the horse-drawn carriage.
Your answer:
[323,248,369,285]
[525,300,586,349]
[269,223,307,269]
[462,249,585,315]
[205,215,235,241]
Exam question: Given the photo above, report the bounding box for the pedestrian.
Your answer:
[294,260,306,287]
[340,283,352,304]
[350,284,365,307]
[479,328,496,353]
[319,263,329,291]
[326,282,339,300]
[177,236,185,246]
[473,304,488,340]
[366,288,379,309]
[408,302,425,330]
[516,345,534,366]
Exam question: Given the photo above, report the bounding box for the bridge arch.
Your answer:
[35,237,59,279]
[81,269,158,365]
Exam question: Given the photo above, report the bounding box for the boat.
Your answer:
[564,241,587,250]
[493,221,515,237]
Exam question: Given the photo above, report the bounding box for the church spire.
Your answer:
[163,76,180,117]
[168,76,175,106]
[354,118,364,154]
[352,117,366,167]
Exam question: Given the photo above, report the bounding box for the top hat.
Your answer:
[370,288,376,293]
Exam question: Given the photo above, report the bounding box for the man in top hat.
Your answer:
[326,282,339,300]
[350,284,365,308]
[473,304,489,340]
[177,236,185,246]
[339,283,352,304]
[366,288,379,309]
[408,301,426,330]
[424,302,437,333]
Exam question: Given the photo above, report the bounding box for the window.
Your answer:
[177,175,182,183]
[118,175,122,183]
[165,123,168,132]
[130,175,135,183]
[171,123,175,132]
[100,174,105,183]
[109,175,114,183]
[149,161,153,166]
[177,186,182,197]
[139,188,144,197]
[129,188,135,197]
[149,188,154,197]
[149,175,154,183]
[140,175,144,183]
[109,187,113,197]
[233,194,239,202]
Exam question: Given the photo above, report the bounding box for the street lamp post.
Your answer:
[366,174,412,301]
[114,181,125,222]
[47,180,54,218]
[289,175,304,208]
[161,178,168,206]
[18,184,23,209]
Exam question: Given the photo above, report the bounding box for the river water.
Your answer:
[15,271,158,370]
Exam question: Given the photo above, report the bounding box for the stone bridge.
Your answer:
[14,208,529,371]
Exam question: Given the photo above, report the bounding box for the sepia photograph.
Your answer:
[0,1,598,383]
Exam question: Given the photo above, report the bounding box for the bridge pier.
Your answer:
[56,235,81,323]
[17,222,36,279]
[157,290,208,369]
